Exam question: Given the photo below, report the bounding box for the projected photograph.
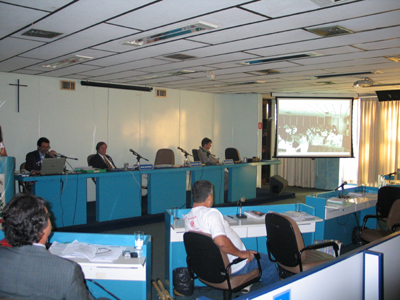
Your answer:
[275,97,353,158]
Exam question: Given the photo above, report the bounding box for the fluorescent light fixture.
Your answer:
[140,70,196,79]
[42,55,93,68]
[239,52,322,65]
[123,21,219,47]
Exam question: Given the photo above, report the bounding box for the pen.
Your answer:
[227,215,234,219]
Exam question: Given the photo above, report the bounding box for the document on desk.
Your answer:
[281,211,315,221]
[49,240,126,262]
[326,197,355,209]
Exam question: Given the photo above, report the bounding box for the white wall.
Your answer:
[1,72,262,185]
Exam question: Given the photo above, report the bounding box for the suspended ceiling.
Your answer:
[1,0,400,96]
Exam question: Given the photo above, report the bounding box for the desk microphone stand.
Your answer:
[56,153,78,173]
[236,197,247,219]
[131,153,149,169]
[178,147,192,167]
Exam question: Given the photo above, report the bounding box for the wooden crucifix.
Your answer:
[9,79,28,112]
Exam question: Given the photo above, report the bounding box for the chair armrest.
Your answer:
[227,253,261,272]
[301,241,339,257]
[362,215,381,229]
[391,223,400,232]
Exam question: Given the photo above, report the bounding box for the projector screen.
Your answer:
[274,97,354,158]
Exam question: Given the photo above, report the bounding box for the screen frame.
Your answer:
[273,96,354,159]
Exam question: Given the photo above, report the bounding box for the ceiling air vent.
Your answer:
[60,80,76,91]
[255,69,280,75]
[156,89,167,97]
[22,28,63,39]
[164,54,197,60]
[306,25,353,37]
[316,81,337,85]
[310,0,357,7]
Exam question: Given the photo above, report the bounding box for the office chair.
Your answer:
[192,149,202,163]
[266,212,338,277]
[376,186,400,221]
[87,154,96,166]
[18,162,30,193]
[154,148,175,166]
[225,148,241,163]
[360,199,400,243]
[183,231,262,300]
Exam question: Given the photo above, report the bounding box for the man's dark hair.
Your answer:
[201,138,212,147]
[37,137,50,147]
[2,194,49,247]
[192,180,213,203]
[0,126,3,143]
[96,141,106,151]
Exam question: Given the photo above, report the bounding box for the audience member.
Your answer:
[183,180,280,291]
[0,125,7,156]
[0,193,96,300]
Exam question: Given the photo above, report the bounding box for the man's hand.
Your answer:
[48,150,57,158]
[238,250,258,262]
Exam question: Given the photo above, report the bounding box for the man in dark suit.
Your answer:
[89,141,116,169]
[0,193,95,300]
[25,137,57,174]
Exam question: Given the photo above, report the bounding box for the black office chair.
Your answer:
[376,186,400,221]
[183,231,262,300]
[360,199,400,243]
[18,162,30,193]
[87,154,96,166]
[225,148,241,163]
[266,212,338,278]
[192,149,202,163]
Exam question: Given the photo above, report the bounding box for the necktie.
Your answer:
[104,156,114,169]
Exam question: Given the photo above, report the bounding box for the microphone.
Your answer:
[335,181,348,191]
[55,153,78,160]
[177,147,193,157]
[199,146,216,157]
[129,149,138,155]
[385,172,396,177]
[236,197,247,219]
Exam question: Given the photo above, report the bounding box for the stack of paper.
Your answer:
[244,210,266,220]
[49,240,125,262]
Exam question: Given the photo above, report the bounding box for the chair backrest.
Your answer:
[154,148,175,165]
[377,186,400,218]
[266,212,306,268]
[386,199,400,230]
[192,149,202,163]
[225,148,241,162]
[87,154,96,166]
[183,231,230,283]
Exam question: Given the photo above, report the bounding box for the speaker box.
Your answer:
[270,175,288,196]
[376,90,400,102]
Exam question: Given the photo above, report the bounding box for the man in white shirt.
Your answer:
[183,180,280,290]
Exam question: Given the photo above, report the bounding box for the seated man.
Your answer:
[199,137,219,165]
[25,137,57,174]
[89,141,116,169]
[0,193,96,300]
[183,180,280,291]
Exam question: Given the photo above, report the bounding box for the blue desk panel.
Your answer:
[190,165,226,205]
[306,186,378,245]
[165,203,317,295]
[146,167,187,214]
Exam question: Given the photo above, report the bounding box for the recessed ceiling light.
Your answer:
[385,56,400,62]
[310,0,357,7]
[123,21,219,47]
[305,25,353,37]
[42,55,93,69]
[22,28,63,39]
[239,52,322,65]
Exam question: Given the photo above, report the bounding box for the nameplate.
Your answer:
[139,164,154,170]
[190,161,202,167]
[224,159,234,165]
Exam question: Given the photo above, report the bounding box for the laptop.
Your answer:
[41,158,66,175]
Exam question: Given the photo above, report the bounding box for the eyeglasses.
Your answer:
[40,145,51,150]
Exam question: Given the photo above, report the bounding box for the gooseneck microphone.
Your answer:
[177,147,193,157]
[55,153,78,160]
[129,149,149,161]
[335,181,348,191]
